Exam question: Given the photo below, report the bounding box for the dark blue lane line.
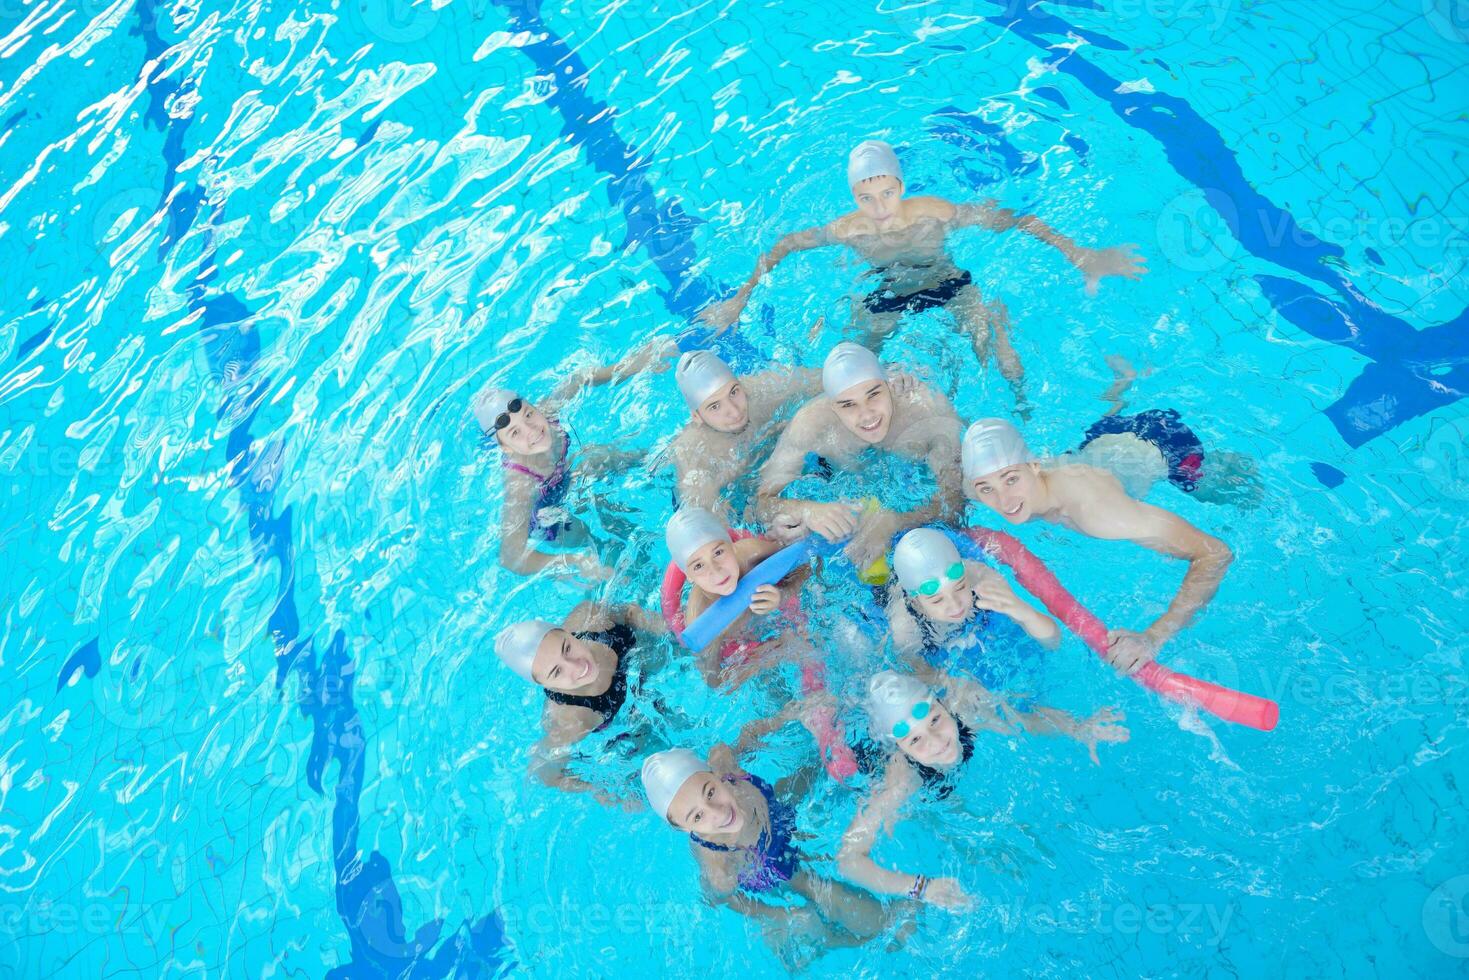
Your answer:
[125,2,512,974]
[979,0,1468,449]
[491,0,765,369]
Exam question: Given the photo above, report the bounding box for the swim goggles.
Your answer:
[493,398,525,430]
[891,700,932,740]
[914,561,965,596]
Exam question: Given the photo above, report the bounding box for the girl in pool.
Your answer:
[476,337,672,578]
[641,743,901,958]
[836,671,1128,908]
[495,599,668,806]
[666,506,813,689]
[884,526,1059,690]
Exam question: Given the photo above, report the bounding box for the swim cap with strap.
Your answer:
[822,342,885,399]
[866,671,933,742]
[892,528,964,594]
[848,140,903,189]
[641,748,709,823]
[675,350,737,411]
[962,418,1033,480]
[494,619,555,682]
[473,387,518,434]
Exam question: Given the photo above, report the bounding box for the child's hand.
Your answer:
[749,584,782,615]
[924,877,974,910]
[805,502,859,542]
[972,569,1022,616]
[1079,707,1130,765]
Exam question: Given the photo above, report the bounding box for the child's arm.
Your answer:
[697,226,835,332]
[1012,706,1130,766]
[970,565,1061,649]
[837,760,971,909]
[529,705,602,794]
[944,198,1146,295]
[550,336,677,406]
[498,475,604,578]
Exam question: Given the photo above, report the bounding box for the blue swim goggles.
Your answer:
[891,700,932,740]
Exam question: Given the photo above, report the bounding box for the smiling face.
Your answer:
[494,401,552,456]
[668,771,745,836]
[852,174,904,227]
[895,700,962,768]
[694,380,749,434]
[909,565,972,623]
[529,629,602,694]
[969,463,1044,523]
[685,539,740,597]
[831,379,894,444]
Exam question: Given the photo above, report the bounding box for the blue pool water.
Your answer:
[3,0,1467,976]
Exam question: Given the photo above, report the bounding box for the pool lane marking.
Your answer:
[126,1,514,974]
[976,0,1468,449]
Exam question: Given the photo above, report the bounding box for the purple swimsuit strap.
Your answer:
[501,428,569,484]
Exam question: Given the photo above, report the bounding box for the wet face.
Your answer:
[896,701,962,768]
[669,771,744,836]
[695,380,749,434]
[685,539,740,597]
[969,463,1043,523]
[832,379,893,444]
[495,401,552,456]
[909,565,972,623]
[529,629,602,694]
[852,174,903,226]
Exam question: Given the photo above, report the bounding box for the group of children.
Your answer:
[476,139,1250,949]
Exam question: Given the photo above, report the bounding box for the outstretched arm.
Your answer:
[1074,481,1234,671]
[550,336,676,407]
[837,762,971,909]
[698,227,834,332]
[950,200,1146,295]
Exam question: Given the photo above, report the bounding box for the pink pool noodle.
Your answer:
[966,528,1279,732]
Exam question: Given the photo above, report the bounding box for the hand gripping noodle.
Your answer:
[641,749,708,823]
[948,526,1279,731]
[676,350,737,411]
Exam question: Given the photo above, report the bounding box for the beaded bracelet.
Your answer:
[908,874,929,900]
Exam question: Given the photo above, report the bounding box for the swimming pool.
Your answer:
[2,0,1466,975]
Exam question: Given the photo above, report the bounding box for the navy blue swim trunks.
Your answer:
[863,268,973,315]
[1079,408,1206,492]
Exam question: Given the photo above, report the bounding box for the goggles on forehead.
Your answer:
[915,561,965,596]
[892,700,932,740]
[493,398,525,431]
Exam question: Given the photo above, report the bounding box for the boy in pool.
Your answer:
[835,672,1128,909]
[670,347,923,520]
[641,745,901,961]
[961,418,1234,675]
[495,599,668,806]
[475,337,672,577]
[755,343,963,568]
[699,139,1146,410]
[884,526,1059,691]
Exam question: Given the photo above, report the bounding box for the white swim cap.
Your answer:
[892,528,963,594]
[676,350,737,411]
[848,140,903,189]
[641,748,709,823]
[866,671,933,742]
[962,418,1033,480]
[494,619,555,683]
[822,343,885,399]
[473,387,519,434]
[665,507,731,570]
